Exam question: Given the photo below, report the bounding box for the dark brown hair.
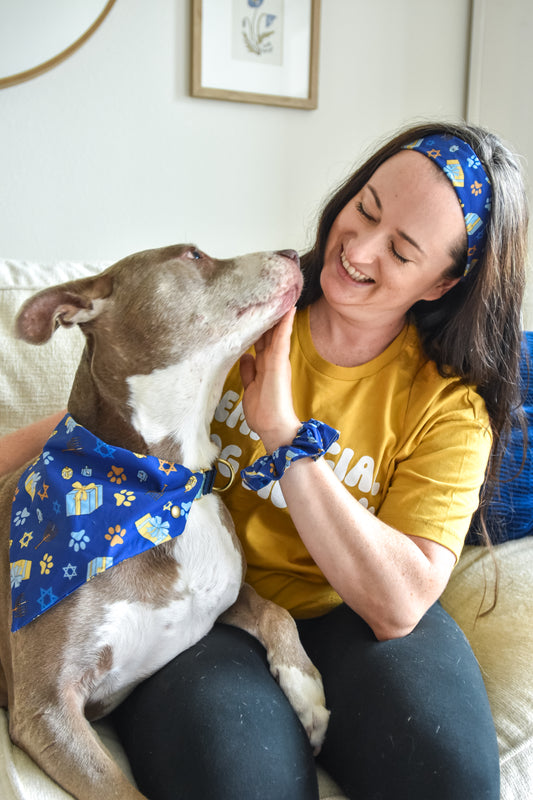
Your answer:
[298,120,529,545]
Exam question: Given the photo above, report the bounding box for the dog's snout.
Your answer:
[276,249,300,265]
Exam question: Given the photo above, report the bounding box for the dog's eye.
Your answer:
[187,248,203,261]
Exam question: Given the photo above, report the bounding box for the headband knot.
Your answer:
[402,134,492,276]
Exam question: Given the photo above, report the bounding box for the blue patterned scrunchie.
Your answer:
[241,419,339,491]
[403,134,492,276]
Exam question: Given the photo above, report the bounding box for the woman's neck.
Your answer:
[309,297,407,367]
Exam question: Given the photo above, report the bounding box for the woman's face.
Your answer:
[321,150,466,322]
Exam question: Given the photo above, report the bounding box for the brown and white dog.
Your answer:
[0,245,329,800]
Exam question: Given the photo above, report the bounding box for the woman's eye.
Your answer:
[356,201,375,222]
[388,243,409,265]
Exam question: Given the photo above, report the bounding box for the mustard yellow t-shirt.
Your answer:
[211,307,492,619]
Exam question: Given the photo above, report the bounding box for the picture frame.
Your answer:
[191,0,321,110]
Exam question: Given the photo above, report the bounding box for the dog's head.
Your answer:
[16,245,303,459]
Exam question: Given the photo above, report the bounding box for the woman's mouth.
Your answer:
[340,249,374,283]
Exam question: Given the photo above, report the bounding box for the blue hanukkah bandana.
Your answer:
[9,414,216,632]
[403,135,492,276]
[241,419,339,491]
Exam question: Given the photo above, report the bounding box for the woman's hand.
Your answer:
[239,307,301,453]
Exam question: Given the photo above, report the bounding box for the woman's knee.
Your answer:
[113,623,319,800]
[299,603,499,799]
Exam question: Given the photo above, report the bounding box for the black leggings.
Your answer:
[112,603,500,800]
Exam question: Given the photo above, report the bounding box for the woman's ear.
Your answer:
[421,276,461,302]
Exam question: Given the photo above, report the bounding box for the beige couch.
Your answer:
[1,258,532,800]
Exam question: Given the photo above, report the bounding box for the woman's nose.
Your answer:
[344,233,379,266]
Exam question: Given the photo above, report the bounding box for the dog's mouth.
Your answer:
[236,283,301,320]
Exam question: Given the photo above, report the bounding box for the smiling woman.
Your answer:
[317,149,466,351]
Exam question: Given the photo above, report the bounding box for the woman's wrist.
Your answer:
[241,419,340,491]
[260,418,302,455]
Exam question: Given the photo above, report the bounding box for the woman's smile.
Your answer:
[340,247,375,284]
[321,150,466,320]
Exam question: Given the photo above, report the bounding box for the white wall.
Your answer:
[0,0,470,260]
[0,0,530,323]
[467,0,533,326]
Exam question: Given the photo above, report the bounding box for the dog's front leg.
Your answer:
[8,690,147,800]
[220,583,330,753]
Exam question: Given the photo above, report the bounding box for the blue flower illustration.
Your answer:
[242,1,277,55]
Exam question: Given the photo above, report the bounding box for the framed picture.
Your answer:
[191,0,321,109]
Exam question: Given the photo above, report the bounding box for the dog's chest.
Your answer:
[86,498,242,711]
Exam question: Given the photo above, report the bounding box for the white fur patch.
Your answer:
[85,497,242,713]
[127,341,240,469]
[68,298,108,324]
[273,664,330,752]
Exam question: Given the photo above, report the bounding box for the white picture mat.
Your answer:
[201,0,312,99]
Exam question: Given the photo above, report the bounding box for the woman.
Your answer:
[2,121,528,799]
[111,122,527,799]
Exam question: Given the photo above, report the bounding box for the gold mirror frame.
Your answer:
[0,0,117,90]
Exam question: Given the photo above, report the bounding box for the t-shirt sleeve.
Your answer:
[377,394,492,560]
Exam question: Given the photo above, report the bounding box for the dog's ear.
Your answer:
[16,273,113,344]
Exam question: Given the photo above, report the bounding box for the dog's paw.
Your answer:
[272,664,330,754]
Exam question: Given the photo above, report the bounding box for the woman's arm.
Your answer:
[276,456,455,640]
[0,411,65,477]
[240,311,456,641]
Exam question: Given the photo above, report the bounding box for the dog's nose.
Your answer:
[276,249,300,265]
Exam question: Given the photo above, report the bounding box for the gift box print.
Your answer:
[66,482,103,517]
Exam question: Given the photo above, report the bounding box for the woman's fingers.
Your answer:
[239,352,256,390]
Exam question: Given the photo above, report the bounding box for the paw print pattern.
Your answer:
[40,553,53,575]
[105,525,125,546]
[107,465,126,484]
[114,489,136,507]
[9,411,213,632]
[69,529,90,552]
[14,508,30,527]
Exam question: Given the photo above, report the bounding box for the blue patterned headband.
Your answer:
[402,134,492,276]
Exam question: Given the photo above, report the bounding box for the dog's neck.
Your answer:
[69,345,234,472]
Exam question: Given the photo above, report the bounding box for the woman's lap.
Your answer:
[112,622,319,800]
[297,602,500,799]
[113,602,499,800]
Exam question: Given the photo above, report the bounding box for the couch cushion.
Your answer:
[0,259,107,436]
[467,331,533,544]
[441,538,533,800]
